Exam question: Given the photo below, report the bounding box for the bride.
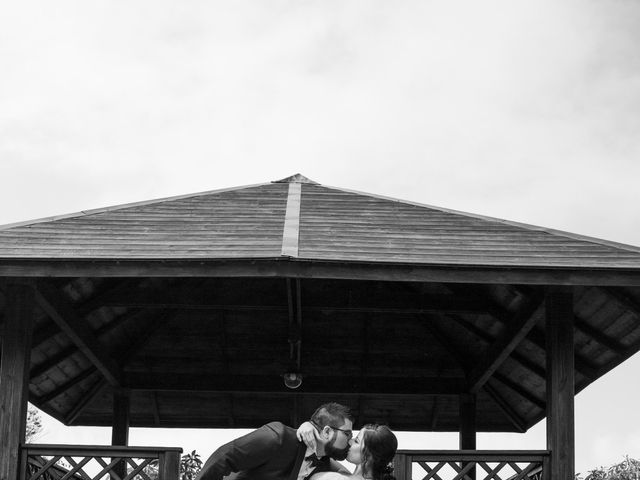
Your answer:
[297,422,398,480]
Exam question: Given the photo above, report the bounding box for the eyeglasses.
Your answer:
[310,420,353,440]
[328,425,353,439]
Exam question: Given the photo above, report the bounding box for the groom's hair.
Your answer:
[310,402,353,428]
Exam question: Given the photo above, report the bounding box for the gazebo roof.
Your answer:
[1,174,639,432]
[1,173,639,268]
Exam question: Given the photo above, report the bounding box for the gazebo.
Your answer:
[1,174,640,480]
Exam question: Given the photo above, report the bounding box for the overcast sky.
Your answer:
[2,0,639,474]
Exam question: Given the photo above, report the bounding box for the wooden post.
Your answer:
[111,389,130,479]
[546,286,575,480]
[392,453,412,480]
[159,450,181,480]
[459,393,476,480]
[112,389,130,445]
[459,393,476,450]
[0,284,35,480]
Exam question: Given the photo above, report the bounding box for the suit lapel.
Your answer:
[288,442,307,480]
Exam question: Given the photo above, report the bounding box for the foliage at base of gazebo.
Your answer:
[581,456,640,480]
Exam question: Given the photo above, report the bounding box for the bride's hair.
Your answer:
[360,424,398,480]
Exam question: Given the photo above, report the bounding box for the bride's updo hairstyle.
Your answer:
[360,424,398,480]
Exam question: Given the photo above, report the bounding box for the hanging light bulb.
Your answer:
[283,371,303,389]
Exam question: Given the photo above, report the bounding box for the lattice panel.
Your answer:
[412,460,544,480]
[27,455,158,480]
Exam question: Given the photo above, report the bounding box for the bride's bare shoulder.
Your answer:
[311,472,355,480]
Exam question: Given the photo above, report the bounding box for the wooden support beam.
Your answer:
[112,389,130,446]
[65,378,107,425]
[459,393,476,450]
[483,382,526,433]
[451,312,597,380]
[0,284,36,480]
[448,315,545,379]
[3,259,640,286]
[30,310,144,380]
[31,320,63,350]
[152,392,161,427]
[527,326,597,379]
[492,373,545,410]
[546,286,575,480]
[34,281,122,387]
[125,373,468,395]
[468,295,544,393]
[36,367,98,404]
[574,315,628,354]
[429,397,440,430]
[600,286,640,320]
[112,389,131,480]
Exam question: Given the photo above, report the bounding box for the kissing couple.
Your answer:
[196,402,398,480]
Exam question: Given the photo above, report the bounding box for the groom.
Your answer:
[196,402,353,480]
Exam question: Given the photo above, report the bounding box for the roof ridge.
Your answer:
[315,183,640,255]
[0,181,272,231]
[273,173,318,184]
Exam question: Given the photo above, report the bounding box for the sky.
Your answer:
[1,0,639,475]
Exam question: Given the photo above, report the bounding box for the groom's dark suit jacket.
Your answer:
[196,422,341,480]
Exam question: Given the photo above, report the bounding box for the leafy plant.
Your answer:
[180,450,203,480]
[579,456,640,480]
[138,450,203,480]
[26,404,44,443]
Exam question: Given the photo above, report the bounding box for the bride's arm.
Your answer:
[296,421,319,451]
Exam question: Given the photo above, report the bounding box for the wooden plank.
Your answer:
[30,309,144,380]
[34,281,121,387]
[447,315,546,380]
[482,382,526,433]
[492,373,545,410]
[36,367,98,404]
[600,286,640,319]
[124,373,467,395]
[468,294,544,393]
[0,284,35,480]
[1,259,640,286]
[65,378,107,425]
[545,286,575,480]
[281,182,302,257]
[574,315,628,354]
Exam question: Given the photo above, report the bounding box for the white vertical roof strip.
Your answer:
[281,182,302,257]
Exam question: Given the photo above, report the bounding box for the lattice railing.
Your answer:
[20,444,183,480]
[392,450,549,480]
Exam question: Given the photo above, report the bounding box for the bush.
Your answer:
[180,450,203,480]
[580,456,640,480]
[26,404,43,443]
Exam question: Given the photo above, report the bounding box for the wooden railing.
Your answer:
[20,444,183,480]
[392,450,550,480]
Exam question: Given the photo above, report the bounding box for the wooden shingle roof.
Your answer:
[1,174,640,269]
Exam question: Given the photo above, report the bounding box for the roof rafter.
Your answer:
[468,293,545,393]
[492,372,545,410]
[30,309,144,380]
[36,367,99,404]
[482,382,527,433]
[599,286,640,321]
[34,281,122,387]
[64,378,107,424]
